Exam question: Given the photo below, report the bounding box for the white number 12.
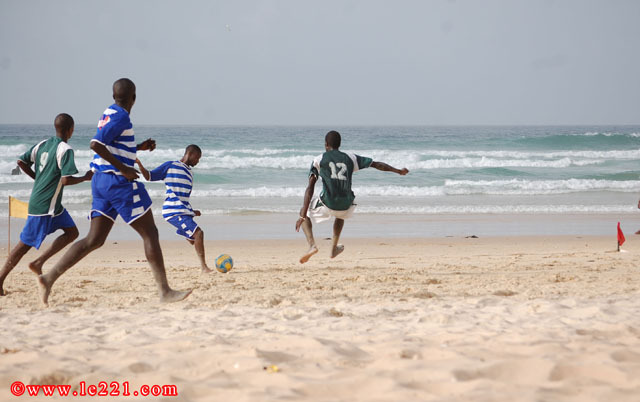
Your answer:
[329,162,347,180]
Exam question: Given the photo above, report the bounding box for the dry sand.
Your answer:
[1,236,639,401]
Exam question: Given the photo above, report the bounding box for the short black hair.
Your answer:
[112,78,136,104]
[54,113,74,134]
[185,144,202,155]
[325,130,341,148]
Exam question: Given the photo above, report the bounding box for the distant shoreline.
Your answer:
[1,212,638,244]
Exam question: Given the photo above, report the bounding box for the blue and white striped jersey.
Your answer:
[150,160,195,220]
[90,104,136,175]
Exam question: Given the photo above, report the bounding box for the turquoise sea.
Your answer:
[1,125,640,239]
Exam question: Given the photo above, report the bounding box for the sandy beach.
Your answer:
[0,235,639,401]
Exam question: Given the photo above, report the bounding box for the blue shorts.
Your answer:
[166,215,199,239]
[90,172,152,224]
[20,209,76,249]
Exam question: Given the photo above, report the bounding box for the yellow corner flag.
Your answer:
[8,196,28,255]
[9,196,28,219]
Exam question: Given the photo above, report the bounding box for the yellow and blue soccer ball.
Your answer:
[215,254,233,273]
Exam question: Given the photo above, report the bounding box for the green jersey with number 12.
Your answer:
[309,150,373,211]
[18,137,78,216]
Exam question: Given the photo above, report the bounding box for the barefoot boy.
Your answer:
[135,145,214,273]
[38,78,191,305]
[295,130,409,264]
[0,114,92,295]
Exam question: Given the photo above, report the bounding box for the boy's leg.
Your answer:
[0,241,32,296]
[330,218,345,258]
[38,216,114,305]
[29,226,79,275]
[191,228,212,273]
[129,210,191,302]
[299,219,318,264]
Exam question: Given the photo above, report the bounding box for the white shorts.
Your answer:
[307,196,356,224]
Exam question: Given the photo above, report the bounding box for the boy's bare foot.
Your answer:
[0,286,5,296]
[201,266,213,274]
[37,275,51,306]
[331,244,344,259]
[29,261,43,275]
[160,288,192,303]
[300,246,318,264]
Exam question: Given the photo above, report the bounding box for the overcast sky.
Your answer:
[0,0,638,125]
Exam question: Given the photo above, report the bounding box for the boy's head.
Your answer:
[325,130,341,150]
[182,144,202,167]
[112,78,136,111]
[54,113,74,141]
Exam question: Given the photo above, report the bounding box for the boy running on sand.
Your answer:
[38,78,191,305]
[295,130,409,264]
[0,114,92,295]
[135,145,215,273]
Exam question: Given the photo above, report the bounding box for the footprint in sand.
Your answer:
[315,338,370,360]
[453,359,554,385]
[128,362,154,373]
[255,349,298,364]
[31,371,74,385]
[610,349,640,363]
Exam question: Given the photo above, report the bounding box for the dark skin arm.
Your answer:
[370,161,409,175]
[134,158,151,181]
[295,174,318,232]
[89,138,156,181]
[17,160,35,180]
[18,157,93,185]
[61,171,93,186]
[90,141,138,180]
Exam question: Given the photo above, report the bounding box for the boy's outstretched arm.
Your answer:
[370,161,409,176]
[295,175,317,232]
[61,171,93,186]
[90,141,139,181]
[16,160,35,180]
[134,159,151,181]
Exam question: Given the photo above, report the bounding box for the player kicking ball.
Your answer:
[295,130,409,264]
[135,145,214,273]
[0,114,92,296]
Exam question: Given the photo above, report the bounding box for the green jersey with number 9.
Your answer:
[309,150,373,211]
[18,137,78,216]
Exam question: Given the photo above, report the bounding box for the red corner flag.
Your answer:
[617,222,625,249]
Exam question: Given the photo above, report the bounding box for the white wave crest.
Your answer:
[355,204,636,214]
[441,179,640,195]
[580,132,640,137]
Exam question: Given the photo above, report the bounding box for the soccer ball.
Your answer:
[215,254,233,273]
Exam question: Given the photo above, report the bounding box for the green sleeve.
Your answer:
[60,149,79,177]
[356,155,373,169]
[18,145,35,166]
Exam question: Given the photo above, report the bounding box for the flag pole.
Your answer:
[8,196,11,256]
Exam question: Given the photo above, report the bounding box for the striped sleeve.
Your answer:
[149,161,172,181]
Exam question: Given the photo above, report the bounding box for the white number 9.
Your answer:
[39,151,49,172]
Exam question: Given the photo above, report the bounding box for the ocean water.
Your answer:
[1,125,640,223]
